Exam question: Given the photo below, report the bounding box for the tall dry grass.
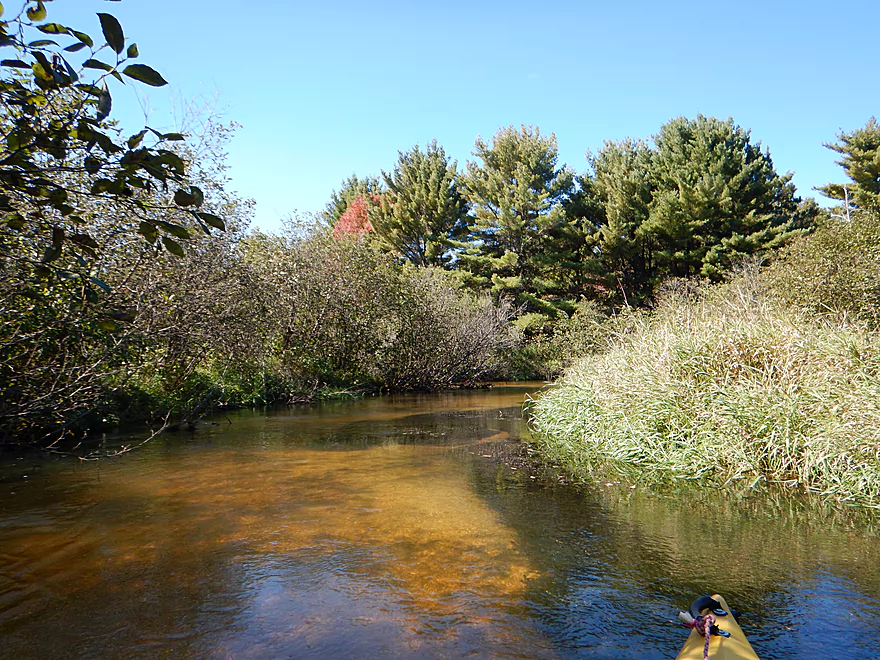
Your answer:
[527,274,880,508]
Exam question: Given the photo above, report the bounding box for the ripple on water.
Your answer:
[0,388,879,658]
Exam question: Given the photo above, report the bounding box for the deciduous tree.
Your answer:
[321,173,382,227]
[0,1,223,285]
[0,3,230,445]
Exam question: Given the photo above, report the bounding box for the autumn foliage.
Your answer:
[332,196,377,238]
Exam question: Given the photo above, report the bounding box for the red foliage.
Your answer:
[333,195,378,238]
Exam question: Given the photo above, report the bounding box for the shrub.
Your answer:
[763,211,880,326]
[249,232,515,391]
[504,301,646,380]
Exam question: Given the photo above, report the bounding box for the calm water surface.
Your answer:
[1,385,879,659]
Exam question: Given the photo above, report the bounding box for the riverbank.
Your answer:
[526,277,880,509]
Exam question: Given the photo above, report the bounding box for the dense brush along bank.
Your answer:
[526,278,880,509]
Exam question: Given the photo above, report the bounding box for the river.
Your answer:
[0,384,878,659]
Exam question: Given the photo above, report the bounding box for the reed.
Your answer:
[527,275,880,508]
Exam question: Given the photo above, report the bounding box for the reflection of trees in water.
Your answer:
[313,405,529,451]
[3,390,879,659]
[466,451,880,658]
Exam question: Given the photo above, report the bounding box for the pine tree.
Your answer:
[321,174,383,227]
[819,118,880,217]
[647,115,806,279]
[589,116,816,304]
[461,125,576,322]
[369,140,468,267]
[589,138,656,303]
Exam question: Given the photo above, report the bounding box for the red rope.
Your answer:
[696,613,716,660]
[680,612,717,660]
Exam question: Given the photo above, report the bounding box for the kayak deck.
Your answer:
[675,594,760,660]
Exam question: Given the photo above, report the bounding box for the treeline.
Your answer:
[0,106,516,444]
[324,117,820,330]
[0,125,516,446]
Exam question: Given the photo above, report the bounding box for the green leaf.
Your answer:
[75,83,102,97]
[89,276,111,293]
[84,156,102,174]
[71,30,94,48]
[51,226,65,247]
[190,186,204,207]
[37,23,68,35]
[0,2,4,19]
[28,39,57,47]
[122,63,167,87]
[31,61,52,82]
[1,59,30,69]
[161,132,185,141]
[61,56,78,83]
[138,221,158,242]
[90,178,111,195]
[154,150,185,174]
[71,234,99,251]
[162,236,184,257]
[7,131,23,151]
[49,188,68,206]
[155,220,191,239]
[196,212,225,230]
[174,188,197,207]
[32,49,52,73]
[26,1,46,22]
[42,244,62,263]
[126,42,138,58]
[63,42,87,53]
[97,13,124,55]
[5,213,25,230]
[127,129,147,149]
[82,58,113,72]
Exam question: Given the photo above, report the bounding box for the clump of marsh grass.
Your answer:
[527,273,880,508]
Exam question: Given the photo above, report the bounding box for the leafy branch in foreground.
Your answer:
[0,0,224,296]
[0,2,230,446]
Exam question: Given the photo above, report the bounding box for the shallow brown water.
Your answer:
[0,385,879,659]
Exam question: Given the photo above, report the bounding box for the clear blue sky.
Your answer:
[44,0,880,232]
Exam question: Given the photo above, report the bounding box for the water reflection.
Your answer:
[0,385,878,659]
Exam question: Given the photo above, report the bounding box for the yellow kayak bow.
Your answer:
[675,594,760,660]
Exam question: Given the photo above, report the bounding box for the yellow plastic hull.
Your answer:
[675,594,760,660]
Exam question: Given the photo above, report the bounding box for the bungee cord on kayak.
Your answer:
[675,595,758,660]
[679,609,723,660]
